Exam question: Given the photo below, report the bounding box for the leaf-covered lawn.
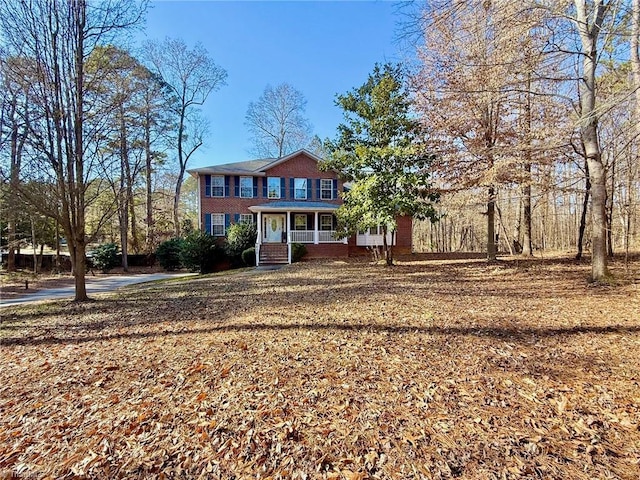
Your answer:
[1,255,639,479]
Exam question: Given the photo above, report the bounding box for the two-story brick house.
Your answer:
[188,149,412,265]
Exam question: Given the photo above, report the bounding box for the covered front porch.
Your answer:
[249,202,347,265]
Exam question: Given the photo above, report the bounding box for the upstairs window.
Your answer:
[239,176,253,198]
[294,178,307,199]
[320,179,333,200]
[211,176,225,197]
[267,177,281,199]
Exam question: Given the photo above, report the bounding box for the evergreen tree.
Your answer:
[323,63,439,265]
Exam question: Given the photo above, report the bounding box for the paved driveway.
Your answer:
[1,273,196,308]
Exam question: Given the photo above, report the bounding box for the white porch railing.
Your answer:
[289,230,315,243]
[318,230,343,243]
[288,230,345,243]
[356,233,395,246]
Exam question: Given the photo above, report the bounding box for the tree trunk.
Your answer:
[606,151,615,257]
[54,219,61,273]
[382,224,393,266]
[574,0,610,281]
[512,194,523,254]
[522,176,533,256]
[72,0,89,300]
[576,160,591,260]
[487,185,497,261]
[31,216,38,274]
[588,158,609,279]
[144,111,155,254]
[129,188,138,254]
[72,243,88,301]
[174,106,187,237]
[117,105,130,271]
[521,73,533,256]
[7,91,25,272]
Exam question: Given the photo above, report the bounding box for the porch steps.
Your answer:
[259,244,288,265]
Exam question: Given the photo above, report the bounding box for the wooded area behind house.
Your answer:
[409,1,640,278]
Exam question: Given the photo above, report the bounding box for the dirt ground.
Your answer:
[0,253,639,479]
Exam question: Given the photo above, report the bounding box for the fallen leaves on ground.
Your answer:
[1,254,639,479]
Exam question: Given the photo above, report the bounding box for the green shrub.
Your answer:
[241,247,256,267]
[91,242,119,273]
[291,243,307,262]
[156,238,184,271]
[225,222,257,258]
[180,231,225,273]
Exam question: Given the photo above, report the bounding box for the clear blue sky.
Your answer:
[137,0,408,168]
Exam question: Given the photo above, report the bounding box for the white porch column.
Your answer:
[256,211,262,244]
[286,211,292,264]
[256,211,262,266]
[314,211,319,244]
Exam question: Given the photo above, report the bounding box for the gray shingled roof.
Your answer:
[186,149,328,178]
[188,158,275,176]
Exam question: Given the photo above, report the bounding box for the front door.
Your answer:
[263,214,285,243]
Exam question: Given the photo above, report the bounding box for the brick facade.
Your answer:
[198,152,343,230]
[189,150,414,261]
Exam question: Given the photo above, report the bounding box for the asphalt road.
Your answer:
[0,273,196,308]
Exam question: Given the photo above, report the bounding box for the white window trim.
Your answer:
[320,214,333,231]
[212,213,225,236]
[294,178,307,200]
[211,176,225,198]
[267,177,281,199]
[239,176,253,198]
[239,213,254,224]
[320,179,333,200]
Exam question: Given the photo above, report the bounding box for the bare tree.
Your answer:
[0,56,32,271]
[143,38,227,237]
[0,0,146,300]
[245,83,313,158]
[571,0,613,281]
[413,1,528,261]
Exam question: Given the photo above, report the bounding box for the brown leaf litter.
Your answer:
[1,254,639,479]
